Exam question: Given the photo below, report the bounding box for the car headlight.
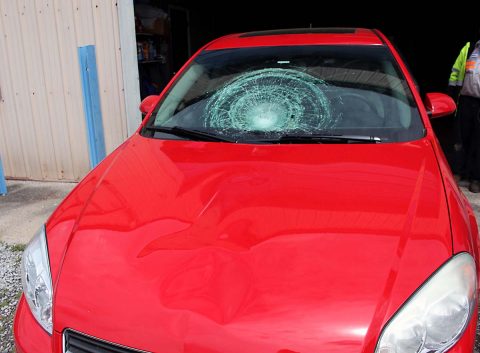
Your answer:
[21,225,53,334]
[375,252,477,353]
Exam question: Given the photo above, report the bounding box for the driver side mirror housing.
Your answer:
[425,93,456,119]
[139,95,160,116]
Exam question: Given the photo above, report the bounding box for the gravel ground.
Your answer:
[0,243,23,353]
[477,328,480,353]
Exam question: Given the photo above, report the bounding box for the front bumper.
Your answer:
[14,294,478,353]
[14,296,54,353]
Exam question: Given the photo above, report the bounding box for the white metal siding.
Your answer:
[0,0,133,181]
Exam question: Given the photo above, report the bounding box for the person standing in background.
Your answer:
[448,34,480,193]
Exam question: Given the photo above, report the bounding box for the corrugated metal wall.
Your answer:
[0,0,130,181]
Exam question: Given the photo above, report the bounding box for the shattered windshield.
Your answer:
[142,45,424,143]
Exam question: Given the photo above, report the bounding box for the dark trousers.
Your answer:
[453,95,480,180]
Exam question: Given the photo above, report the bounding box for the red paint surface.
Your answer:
[51,136,451,352]
[15,28,479,353]
[14,296,52,353]
[425,92,457,118]
[140,95,161,115]
[206,29,383,50]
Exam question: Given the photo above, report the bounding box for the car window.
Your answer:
[142,45,424,143]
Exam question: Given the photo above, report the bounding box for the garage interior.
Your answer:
[133,1,480,163]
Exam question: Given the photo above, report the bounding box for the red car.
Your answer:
[15,28,479,353]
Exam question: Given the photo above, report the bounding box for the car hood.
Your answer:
[53,135,452,353]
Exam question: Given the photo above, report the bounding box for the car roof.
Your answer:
[205,28,384,50]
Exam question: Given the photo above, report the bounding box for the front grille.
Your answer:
[64,329,148,353]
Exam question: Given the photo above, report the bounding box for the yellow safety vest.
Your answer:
[449,42,471,86]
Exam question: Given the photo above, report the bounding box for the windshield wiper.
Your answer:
[265,134,382,144]
[145,126,235,143]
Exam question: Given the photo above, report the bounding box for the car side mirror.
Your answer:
[139,95,160,115]
[424,93,456,119]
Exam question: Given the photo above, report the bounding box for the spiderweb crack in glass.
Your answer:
[203,68,336,132]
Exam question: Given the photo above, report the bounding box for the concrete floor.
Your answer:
[0,180,76,244]
[465,184,480,220]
